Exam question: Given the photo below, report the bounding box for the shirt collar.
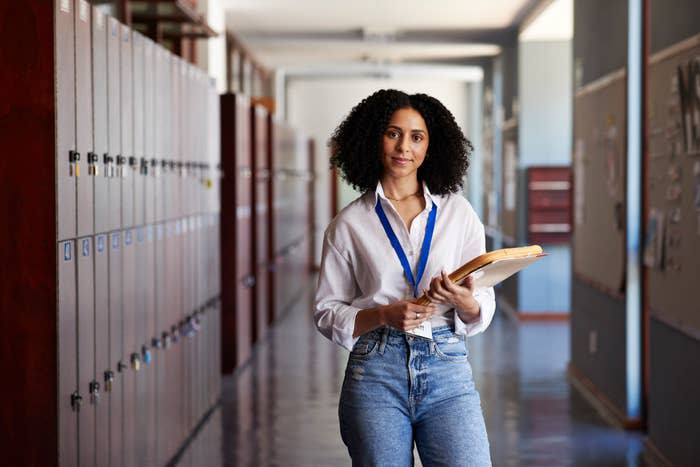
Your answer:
[368,180,441,212]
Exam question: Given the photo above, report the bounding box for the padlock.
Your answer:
[140,157,148,176]
[89,380,100,405]
[104,370,115,392]
[130,352,141,371]
[142,345,152,364]
[103,154,113,178]
[70,391,83,412]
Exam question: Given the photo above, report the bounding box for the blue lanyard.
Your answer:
[375,197,438,298]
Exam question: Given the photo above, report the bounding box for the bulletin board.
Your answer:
[572,70,627,294]
[646,34,700,336]
[500,120,519,244]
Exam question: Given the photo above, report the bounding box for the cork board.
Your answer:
[646,34,700,336]
[572,70,627,294]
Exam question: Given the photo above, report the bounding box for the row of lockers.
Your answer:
[57,217,221,467]
[221,94,315,372]
[56,0,220,243]
[53,1,222,466]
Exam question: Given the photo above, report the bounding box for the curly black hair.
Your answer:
[329,89,472,195]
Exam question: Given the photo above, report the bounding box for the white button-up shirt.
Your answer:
[314,182,496,351]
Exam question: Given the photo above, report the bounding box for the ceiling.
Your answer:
[221,0,545,69]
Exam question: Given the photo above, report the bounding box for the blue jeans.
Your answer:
[339,326,491,467]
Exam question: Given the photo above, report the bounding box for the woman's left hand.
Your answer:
[424,270,480,322]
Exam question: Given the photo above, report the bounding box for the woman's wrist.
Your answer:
[456,297,480,323]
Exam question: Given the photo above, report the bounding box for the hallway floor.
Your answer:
[177,287,644,466]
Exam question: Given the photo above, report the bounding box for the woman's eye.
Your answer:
[413,135,423,142]
[387,130,399,138]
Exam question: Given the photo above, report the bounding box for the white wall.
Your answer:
[286,77,472,265]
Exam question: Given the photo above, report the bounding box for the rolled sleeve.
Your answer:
[314,234,362,351]
[454,286,496,336]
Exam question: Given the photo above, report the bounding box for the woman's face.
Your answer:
[380,107,429,181]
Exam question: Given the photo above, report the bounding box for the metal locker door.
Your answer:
[143,39,155,225]
[108,231,123,467]
[134,227,148,465]
[154,223,167,465]
[56,0,76,242]
[92,7,109,235]
[94,233,109,467]
[181,220,191,430]
[143,225,157,464]
[236,95,254,367]
[152,47,162,224]
[106,17,121,232]
[122,228,136,466]
[58,240,78,466]
[77,236,96,467]
[120,25,134,228]
[75,0,94,239]
[132,33,145,228]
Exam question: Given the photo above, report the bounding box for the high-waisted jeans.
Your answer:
[339,326,491,467]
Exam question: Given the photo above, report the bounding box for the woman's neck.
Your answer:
[380,176,421,201]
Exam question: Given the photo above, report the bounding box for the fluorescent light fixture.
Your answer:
[519,0,573,41]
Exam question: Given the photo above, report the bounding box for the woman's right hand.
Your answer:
[378,300,437,331]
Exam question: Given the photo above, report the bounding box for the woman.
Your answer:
[315,89,494,466]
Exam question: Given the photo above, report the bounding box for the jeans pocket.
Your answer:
[433,335,468,361]
[350,334,378,358]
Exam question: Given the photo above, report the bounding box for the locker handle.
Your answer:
[117,360,127,373]
[140,157,148,176]
[241,274,256,288]
[70,391,82,412]
[170,325,180,343]
[128,156,137,167]
[161,331,172,349]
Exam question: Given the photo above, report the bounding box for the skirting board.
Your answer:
[567,362,643,430]
[642,438,675,467]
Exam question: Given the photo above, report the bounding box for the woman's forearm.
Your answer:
[353,306,385,338]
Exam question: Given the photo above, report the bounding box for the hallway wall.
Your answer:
[645,1,700,464]
[570,0,630,426]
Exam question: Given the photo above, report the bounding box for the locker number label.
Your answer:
[63,242,72,262]
[112,233,120,250]
[97,235,105,253]
[82,239,90,257]
[125,230,132,246]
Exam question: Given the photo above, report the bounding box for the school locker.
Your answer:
[108,231,123,467]
[77,236,95,466]
[58,240,78,466]
[56,0,76,242]
[132,32,145,227]
[107,16,121,231]
[120,25,134,228]
[75,0,94,239]
[121,228,136,466]
[252,105,271,342]
[94,233,110,467]
[92,7,109,235]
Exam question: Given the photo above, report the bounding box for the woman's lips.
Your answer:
[391,157,411,166]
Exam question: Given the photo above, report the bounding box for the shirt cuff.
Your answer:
[454,287,495,337]
[330,304,363,351]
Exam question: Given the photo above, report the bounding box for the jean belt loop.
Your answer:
[429,340,436,356]
[378,326,389,355]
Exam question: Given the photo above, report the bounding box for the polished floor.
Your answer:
[176,287,644,467]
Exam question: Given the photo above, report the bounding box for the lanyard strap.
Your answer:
[375,198,438,298]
